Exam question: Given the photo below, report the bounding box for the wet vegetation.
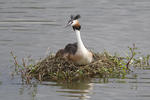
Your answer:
[11,44,150,84]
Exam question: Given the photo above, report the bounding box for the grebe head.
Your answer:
[66,14,81,31]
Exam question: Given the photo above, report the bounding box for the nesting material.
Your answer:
[30,52,126,82]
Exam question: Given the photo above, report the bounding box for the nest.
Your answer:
[29,52,126,82]
[11,44,149,83]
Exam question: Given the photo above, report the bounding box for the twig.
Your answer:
[126,44,136,69]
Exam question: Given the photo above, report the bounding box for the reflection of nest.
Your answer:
[31,52,123,82]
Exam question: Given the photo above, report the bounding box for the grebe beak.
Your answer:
[65,20,73,28]
[65,24,70,28]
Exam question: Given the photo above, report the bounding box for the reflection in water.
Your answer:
[15,66,150,100]
[0,81,2,85]
[43,80,94,100]
[17,81,94,100]
[19,84,37,100]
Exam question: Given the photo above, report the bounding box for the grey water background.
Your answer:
[0,0,150,100]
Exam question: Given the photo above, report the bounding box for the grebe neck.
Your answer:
[75,30,86,50]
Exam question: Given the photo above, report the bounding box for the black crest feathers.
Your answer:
[70,14,81,20]
[74,14,81,20]
[70,15,74,20]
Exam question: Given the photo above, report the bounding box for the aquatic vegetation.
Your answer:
[10,44,150,84]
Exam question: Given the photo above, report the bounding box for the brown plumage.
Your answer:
[55,43,77,58]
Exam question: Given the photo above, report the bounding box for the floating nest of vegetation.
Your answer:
[32,52,127,82]
[11,44,150,83]
[11,51,128,83]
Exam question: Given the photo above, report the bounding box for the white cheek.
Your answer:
[71,20,77,26]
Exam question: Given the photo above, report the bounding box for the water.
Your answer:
[0,0,150,100]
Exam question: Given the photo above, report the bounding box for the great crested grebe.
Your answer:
[56,14,93,65]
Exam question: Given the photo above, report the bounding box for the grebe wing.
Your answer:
[55,42,77,57]
[64,42,77,55]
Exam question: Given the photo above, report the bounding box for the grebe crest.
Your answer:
[66,14,81,31]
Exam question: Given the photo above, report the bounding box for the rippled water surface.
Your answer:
[0,0,150,100]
